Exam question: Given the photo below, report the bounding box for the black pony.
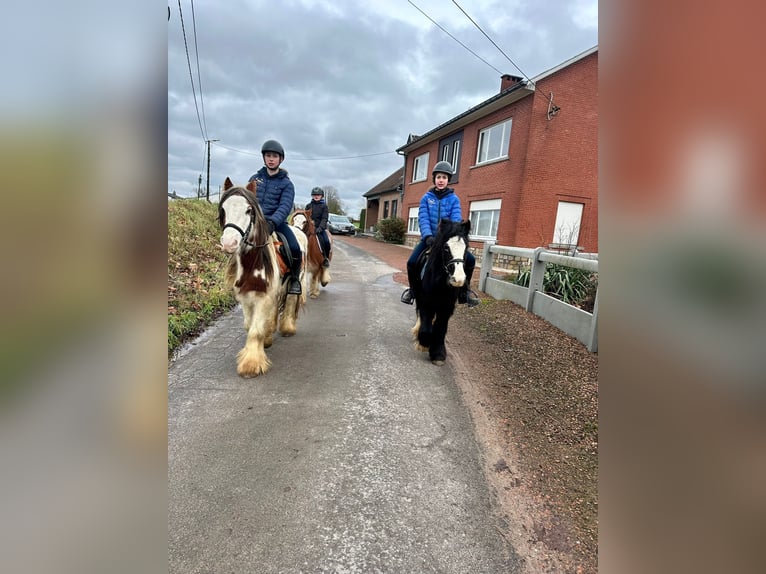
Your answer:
[411,218,472,365]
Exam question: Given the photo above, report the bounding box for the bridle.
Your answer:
[219,187,267,249]
[442,240,466,276]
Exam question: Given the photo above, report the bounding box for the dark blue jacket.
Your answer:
[248,167,295,226]
[418,187,463,238]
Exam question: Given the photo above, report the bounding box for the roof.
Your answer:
[397,45,598,154]
[363,167,404,198]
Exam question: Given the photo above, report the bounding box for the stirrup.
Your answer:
[400,289,414,305]
[462,289,480,307]
[287,278,302,295]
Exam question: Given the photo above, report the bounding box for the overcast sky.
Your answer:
[168,0,598,216]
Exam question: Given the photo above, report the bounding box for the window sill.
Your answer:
[469,156,509,169]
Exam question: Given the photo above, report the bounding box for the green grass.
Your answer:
[168,199,236,357]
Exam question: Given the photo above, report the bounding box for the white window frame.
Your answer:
[407,207,419,234]
[469,199,501,240]
[412,152,429,182]
[476,119,512,164]
[552,201,583,246]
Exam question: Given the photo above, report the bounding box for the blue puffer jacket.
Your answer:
[418,187,463,238]
[248,167,295,226]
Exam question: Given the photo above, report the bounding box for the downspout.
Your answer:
[396,150,406,220]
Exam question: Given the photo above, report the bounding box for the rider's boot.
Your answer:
[287,258,302,295]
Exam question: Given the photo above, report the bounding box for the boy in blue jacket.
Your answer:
[248,139,303,295]
[401,161,479,307]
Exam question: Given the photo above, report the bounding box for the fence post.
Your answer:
[588,287,599,353]
[479,240,495,292]
[525,247,547,312]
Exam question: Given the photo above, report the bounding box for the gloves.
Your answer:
[267,220,276,234]
[425,236,434,247]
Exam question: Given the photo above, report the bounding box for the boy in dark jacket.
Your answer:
[305,187,331,268]
[248,139,303,295]
[401,161,479,306]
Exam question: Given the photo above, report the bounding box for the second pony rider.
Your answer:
[306,187,331,268]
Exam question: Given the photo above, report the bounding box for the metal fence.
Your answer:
[478,242,599,352]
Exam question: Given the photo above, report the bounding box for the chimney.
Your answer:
[500,74,524,92]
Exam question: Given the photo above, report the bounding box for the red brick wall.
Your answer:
[401,51,598,253]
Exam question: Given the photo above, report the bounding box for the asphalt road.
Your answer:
[168,239,520,573]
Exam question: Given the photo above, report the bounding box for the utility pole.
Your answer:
[206,139,219,202]
[197,174,202,198]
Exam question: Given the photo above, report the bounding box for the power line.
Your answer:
[406,0,503,75]
[177,0,206,140]
[214,142,396,160]
[450,0,556,109]
[190,0,209,139]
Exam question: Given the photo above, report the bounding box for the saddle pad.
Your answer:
[273,241,290,276]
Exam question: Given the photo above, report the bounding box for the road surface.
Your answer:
[168,239,520,573]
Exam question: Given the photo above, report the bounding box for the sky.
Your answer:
[168,0,598,216]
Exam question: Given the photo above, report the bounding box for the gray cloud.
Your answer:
[169,0,597,215]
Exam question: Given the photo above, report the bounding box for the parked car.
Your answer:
[328,214,356,235]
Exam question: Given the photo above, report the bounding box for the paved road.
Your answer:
[168,239,519,573]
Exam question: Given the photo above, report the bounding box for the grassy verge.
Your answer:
[168,199,236,357]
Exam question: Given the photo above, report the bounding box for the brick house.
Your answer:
[396,46,598,259]
[361,167,404,232]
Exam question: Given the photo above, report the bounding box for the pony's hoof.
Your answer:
[237,358,270,378]
[431,359,446,366]
[310,293,319,299]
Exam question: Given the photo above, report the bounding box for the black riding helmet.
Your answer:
[310,187,324,197]
[261,139,285,160]
[432,160,454,183]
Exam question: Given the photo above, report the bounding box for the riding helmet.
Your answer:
[261,139,285,159]
[311,187,325,197]
[432,160,454,181]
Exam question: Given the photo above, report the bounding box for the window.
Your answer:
[391,199,398,219]
[383,201,389,219]
[476,119,512,164]
[552,201,583,246]
[439,131,463,182]
[412,152,429,182]
[407,207,419,234]
[469,199,501,239]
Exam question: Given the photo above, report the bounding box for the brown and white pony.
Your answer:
[218,178,308,377]
[290,210,332,299]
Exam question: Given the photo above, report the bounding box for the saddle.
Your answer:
[272,231,292,276]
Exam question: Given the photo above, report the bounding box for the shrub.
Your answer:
[515,263,597,311]
[375,217,406,244]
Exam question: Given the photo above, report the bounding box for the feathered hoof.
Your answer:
[310,293,319,299]
[237,347,271,378]
[320,280,328,287]
[431,359,446,366]
[264,335,273,348]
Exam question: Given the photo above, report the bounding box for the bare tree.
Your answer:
[321,185,345,215]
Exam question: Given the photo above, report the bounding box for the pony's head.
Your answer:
[430,219,471,288]
[218,177,269,253]
[290,210,314,234]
